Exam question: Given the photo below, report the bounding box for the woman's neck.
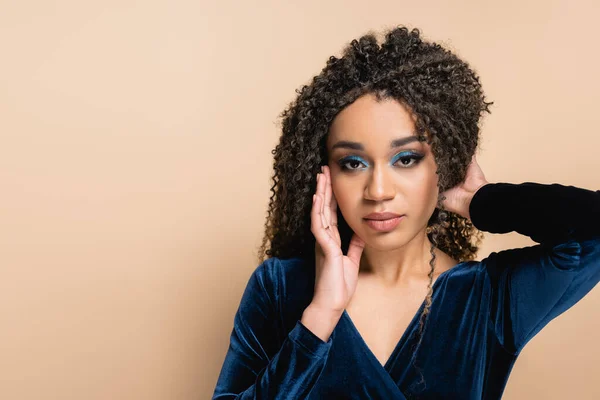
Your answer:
[358,230,449,288]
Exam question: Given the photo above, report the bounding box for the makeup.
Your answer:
[364,216,403,232]
[337,151,424,171]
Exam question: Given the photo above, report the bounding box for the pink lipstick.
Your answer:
[363,212,403,232]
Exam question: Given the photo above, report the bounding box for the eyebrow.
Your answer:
[330,134,426,151]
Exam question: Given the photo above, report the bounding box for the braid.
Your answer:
[409,196,447,392]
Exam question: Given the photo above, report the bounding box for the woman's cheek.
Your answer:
[406,173,438,218]
[331,183,347,214]
[332,183,362,228]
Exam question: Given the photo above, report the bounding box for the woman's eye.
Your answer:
[340,158,367,171]
[338,153,423,171]
[393,153,424,168]
[395,156,418,167]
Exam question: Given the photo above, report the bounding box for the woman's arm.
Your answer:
[212,258,332,399]
[470,182,600,354]
[469,182,600,245]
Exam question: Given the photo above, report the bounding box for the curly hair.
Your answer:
[256,25,493,388]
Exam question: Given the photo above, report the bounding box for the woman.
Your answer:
[212,26,600,399]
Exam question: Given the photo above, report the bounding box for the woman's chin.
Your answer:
[360,231,411,251]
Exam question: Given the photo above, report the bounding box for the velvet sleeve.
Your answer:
[471,182,600,354]
[212,258,332,399]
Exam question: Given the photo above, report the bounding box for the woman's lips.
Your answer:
[363,211,401,220]
[363,216,403,232]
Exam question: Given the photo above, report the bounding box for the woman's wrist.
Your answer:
[462,182,491,221]
[301,304,343,343]
[462,182,490,220]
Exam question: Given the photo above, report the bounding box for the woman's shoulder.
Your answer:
[252,256,315,323]
[252,256,314,295]
[437,258,488,291]
[254,256,313,282]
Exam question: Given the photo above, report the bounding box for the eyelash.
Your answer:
[338,152,424,172]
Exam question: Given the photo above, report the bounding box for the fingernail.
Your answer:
[321,165,324,173]
[313,194,316,203]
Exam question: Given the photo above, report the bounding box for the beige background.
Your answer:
[1,1,599,399]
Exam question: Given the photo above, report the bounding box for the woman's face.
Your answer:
[326,93,440,250]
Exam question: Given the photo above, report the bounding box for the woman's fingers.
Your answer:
[322,167,332,227]
[311,184,325,239]
[318,171,329,230]
[323,166,338,228]
[312,172,329,237]
[347,234,365,266]
[312,166,345,255]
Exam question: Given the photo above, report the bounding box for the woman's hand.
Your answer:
[440,155,489,220]
[309,165,365,316]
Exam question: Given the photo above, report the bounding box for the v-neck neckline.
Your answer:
[341,261,467,372]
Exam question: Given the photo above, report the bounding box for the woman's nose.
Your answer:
[364,164,395,201]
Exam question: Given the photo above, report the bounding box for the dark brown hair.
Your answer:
[257,25,492,389]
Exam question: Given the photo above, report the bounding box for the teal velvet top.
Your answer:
[212,182,600,399]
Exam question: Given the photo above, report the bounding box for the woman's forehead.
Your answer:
[330,98,415,132]
[326,95,423,150]
[326,123,431,155]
